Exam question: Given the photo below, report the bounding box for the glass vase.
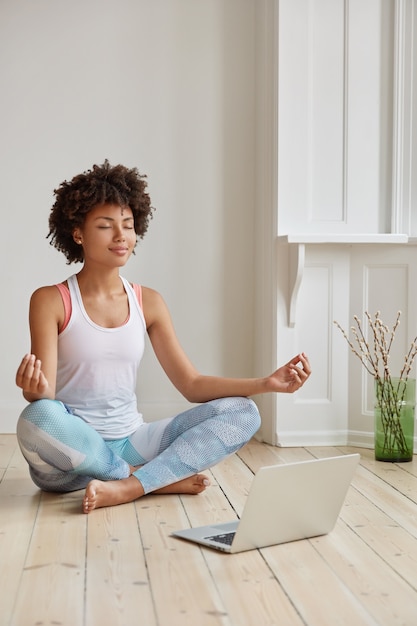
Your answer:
[374,377,416,462]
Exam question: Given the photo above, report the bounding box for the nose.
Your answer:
[114,227,126,241]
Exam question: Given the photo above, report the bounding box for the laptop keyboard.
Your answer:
[205,532,236,546]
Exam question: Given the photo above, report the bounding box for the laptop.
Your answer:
[171,453,360,553]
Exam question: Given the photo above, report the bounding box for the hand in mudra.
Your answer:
[16,354,49,395]
[266,353,311,394]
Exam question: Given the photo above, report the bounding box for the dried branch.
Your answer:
[334,311,417,384]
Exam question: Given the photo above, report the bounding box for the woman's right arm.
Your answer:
[15,286,64,402]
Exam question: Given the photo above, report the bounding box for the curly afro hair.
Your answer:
[47,160,155,264]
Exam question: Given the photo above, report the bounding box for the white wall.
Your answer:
[0,0,257,432]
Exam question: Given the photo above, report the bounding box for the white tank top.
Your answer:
[56,274,146,440]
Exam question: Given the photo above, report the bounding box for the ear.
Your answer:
[73,229,82,244]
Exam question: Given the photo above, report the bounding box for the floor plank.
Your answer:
[311,520,417,625]
[85,502,157,626]
[341,486,417,590]
[0,446,41,626]
[11,490,86,626]
[262,536,379,626]
[352,464,417,537]
[136,492,230,626]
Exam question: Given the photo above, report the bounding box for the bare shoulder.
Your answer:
[141,286,171,329]
[30,284,64,306]
[31,283,63,296]
[29,284,65,325]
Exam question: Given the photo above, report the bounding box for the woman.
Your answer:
[15,161,311,513]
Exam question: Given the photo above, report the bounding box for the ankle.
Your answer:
[125,475,145,498]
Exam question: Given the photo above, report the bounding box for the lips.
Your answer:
[110,247,129,255]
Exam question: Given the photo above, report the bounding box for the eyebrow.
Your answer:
[93,215,134,222]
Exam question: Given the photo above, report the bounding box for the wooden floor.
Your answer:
[1,434,417,626]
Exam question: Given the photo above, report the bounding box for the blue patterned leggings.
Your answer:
[16,397,261,494]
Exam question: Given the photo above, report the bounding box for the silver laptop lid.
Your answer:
[172,453,360,553]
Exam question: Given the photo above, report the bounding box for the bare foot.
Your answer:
[83,475,144,513]
[128,467,210,495]
[154,474,210,496]
[82,474,210,513]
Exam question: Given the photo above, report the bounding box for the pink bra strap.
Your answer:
[55,283,72,333]
[132,283,143,310]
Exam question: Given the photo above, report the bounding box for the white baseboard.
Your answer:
[270,427,417,455]
[274,429,350,447]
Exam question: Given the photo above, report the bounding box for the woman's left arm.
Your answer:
[142,287,311,403]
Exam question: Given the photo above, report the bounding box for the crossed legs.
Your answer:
[17,397,261,512]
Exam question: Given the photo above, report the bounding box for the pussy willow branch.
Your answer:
[333,321,376,376]
[386,311,401,354]
[356,314,381,375]
[365,311,393,379]
[400,344,417,380]
[334,311,417,383]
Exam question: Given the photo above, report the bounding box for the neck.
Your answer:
[76,267,124,295]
